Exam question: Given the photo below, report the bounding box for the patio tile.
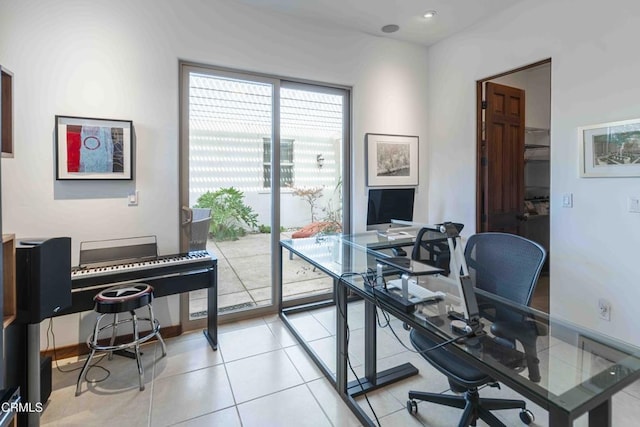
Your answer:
[212,234,271,258]
[232,254,272,289]
[201,233,338,313]
[218,291,254,311]
[247,286,271,305]
[282,257,327,284]
[283,277,332,298]
[216,259,246,295]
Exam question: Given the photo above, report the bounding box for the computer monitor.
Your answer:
[366,188,415,231]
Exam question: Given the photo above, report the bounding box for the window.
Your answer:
[263,138,294,188]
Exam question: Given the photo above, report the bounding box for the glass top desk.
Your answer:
[279,232,640,427]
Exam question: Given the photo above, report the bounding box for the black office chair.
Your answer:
[407,232,546,427]
[410,223,464,275]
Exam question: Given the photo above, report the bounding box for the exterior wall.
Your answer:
[189,130,340,229]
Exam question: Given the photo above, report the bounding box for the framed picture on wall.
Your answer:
[579,118,640,177]
[55,115,133,180]
[366,133,419,186]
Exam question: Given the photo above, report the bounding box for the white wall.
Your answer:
[427,0,640,345]
[0,0,429,346]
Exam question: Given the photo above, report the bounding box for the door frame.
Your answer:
[475,58,551,231]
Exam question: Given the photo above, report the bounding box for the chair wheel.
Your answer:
[519,409,534,425]
[402,322,411,331]
[406,399,418,415]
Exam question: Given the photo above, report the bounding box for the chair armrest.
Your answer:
[491,319,546,382]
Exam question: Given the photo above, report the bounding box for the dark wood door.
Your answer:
[480,82,525,233]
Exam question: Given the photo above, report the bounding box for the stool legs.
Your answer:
[76,303,166,396]
[131,311,145,391]
[149,304,167,357]
[108,313,118,360]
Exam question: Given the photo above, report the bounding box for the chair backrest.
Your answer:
[464,232,546,307]
[411,223,464,275]
[192,208,211,222]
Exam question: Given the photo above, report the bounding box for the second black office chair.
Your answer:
[411,223,464,275]
[407,232,546,427]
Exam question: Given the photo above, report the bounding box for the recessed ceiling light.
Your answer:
[423,10,437,19]
[381,24,400,33]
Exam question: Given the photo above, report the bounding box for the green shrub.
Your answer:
[258,224,287,234]
[195,188,258,241]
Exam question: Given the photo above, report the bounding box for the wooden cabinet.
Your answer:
[2,234,15,328]
[1,65,13,158]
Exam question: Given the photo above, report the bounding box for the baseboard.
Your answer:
[40,324,183,361]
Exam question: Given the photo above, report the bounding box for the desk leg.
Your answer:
[364,300,377,381]
[589,399,611,427]
[203,265,218,350]
[335,278,348,394]
[548,408,570,427]
[347,293,418,397]
[548,403,611,427]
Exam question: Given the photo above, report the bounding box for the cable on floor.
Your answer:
[44,317,111,384]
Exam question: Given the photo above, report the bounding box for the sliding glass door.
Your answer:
[279,83,349,304]
[179,63,350,327]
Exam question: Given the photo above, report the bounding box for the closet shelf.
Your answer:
[525,127,549,134]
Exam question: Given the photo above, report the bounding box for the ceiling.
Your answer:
[234,0,525,47]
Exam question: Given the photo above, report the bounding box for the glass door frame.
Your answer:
[278,80,352,310]
[179,61,351,328]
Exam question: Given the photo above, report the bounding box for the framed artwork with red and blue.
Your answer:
[55,115,133,180]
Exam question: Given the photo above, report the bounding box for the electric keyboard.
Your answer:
[71,251,213,282]
[60,250,216,315]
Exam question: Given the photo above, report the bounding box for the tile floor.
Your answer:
[42,302,640,427]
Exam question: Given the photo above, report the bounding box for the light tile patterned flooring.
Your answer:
[42,302,640,427]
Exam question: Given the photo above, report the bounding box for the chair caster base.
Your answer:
[519,408,534,425]
[406,399,418,415]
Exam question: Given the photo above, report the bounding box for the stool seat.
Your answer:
[94,283,153,313]
[75,283,167,396]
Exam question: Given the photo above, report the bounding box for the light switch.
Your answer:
[128,191,138,206]
[562,193,573,208]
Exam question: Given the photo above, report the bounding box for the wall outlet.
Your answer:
[562,193,573,208]
[598,298,611,321]
[628,197,640,213]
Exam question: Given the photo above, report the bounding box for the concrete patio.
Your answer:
[188,233,333,317]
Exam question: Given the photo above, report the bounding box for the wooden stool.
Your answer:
[75,283,167,396]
